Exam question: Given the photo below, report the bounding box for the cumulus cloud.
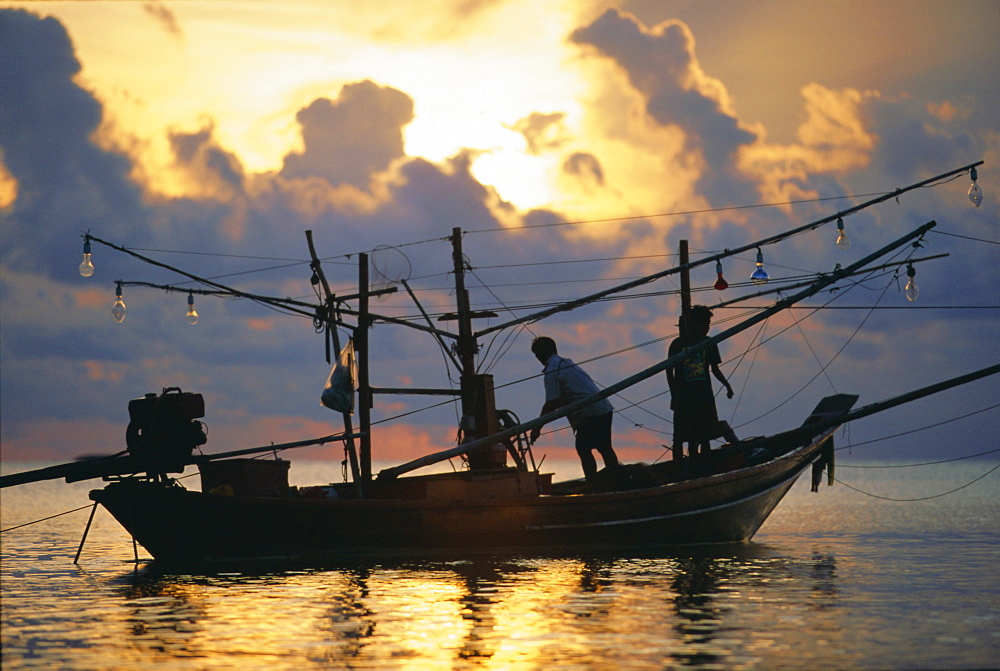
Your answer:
[0,9,148,274]
[570,8,760,205]
[280,81,414,190]
[509,112,569,155]
[561,152,605,190]
[170,123,247,198]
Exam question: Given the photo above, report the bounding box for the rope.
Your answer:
[837,403,1000,453]
[831,462,1000,502]
[0,503,95,534]
[838,447,1000,468]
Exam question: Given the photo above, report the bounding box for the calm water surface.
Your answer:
[2,460,998,670]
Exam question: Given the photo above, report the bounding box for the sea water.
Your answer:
[1,459,997,670]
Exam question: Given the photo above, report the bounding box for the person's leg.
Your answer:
[574,422,599,480]
[592,412,618,468]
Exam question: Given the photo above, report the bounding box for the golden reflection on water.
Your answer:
[106,554,816,669]
[5,465,998,670]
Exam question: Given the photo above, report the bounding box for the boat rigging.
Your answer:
[0,160,994,564]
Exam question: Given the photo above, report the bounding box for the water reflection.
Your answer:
[94,544,841,669]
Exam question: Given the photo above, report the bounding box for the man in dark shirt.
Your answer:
[666,305,738,459]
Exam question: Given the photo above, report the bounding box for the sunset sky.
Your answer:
[1,1,997,476]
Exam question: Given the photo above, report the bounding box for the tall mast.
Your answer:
[679,239,692,335]
[305,230,362,495]
[450,227,502,469]
[357,252,372,483]
[451,228,476,378]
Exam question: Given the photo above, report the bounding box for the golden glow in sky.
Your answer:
[11,0,996,217]
[29,1,594,210]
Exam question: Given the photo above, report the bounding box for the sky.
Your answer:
[1,0,998,476]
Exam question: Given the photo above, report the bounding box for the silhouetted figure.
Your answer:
[529,337,619,481]
[667,306,738,460]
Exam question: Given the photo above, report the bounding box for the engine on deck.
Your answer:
[126,387,207,474]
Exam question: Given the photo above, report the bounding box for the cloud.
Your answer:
[170,123,247,197]
[570,8,760,205]
[561,152,605,190]
[143,2,182,40]
[0,9,148,274]
[280,81,414,190]
[508,112,569,155]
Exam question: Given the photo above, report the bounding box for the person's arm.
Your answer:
[710,364,734,399]
[666,341,679,409]
[530,398,563,444]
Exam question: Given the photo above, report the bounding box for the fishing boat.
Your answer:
[2,161,994,565]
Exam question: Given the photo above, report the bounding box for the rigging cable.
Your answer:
[729,255,911,430]
[830,463,1000,502]
[835,403,1000,456]
[0,504,95,534]
[839,447,1000,468]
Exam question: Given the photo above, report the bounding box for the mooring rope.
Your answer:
[0,503,95,534]
[831,462,1000,502]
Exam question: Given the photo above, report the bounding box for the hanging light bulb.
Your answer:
[968,167,983,207]
[714,260,729,290]
[750,248,769,285]
[185,292,199,325]
[904,263,919,302]
[79,238,94,277]
[835,217,851,250]
[112,283,126,323]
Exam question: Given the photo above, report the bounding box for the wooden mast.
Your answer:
[450,227,502,469]
[357,252,373,483]
[679,240,692,336]
[306,230,363,494]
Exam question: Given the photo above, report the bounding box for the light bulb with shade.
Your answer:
[836,217,851,250]
[112,284,126,323]
[79,239,94,277]
[186,293,199,325]
[714,260,728,290]
[968,167,983,207]
[904,264,919,302]
[750,249,769,285]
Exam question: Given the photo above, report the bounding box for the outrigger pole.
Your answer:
[378,220,939,479]
[0,431,367,488]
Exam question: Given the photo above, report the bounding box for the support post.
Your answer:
[357,252,372,483]
[449,228,502,468]
[306,230,362,496]
[679,240,691,335]
[73,502,99,564]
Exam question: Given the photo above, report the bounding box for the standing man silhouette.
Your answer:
[529,337,619,481]
[667,305,738,459]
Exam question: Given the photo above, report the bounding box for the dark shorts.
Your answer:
[576,412,613,452]
[673,400,721,443]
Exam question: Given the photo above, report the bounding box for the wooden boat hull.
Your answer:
[90,429,835,564]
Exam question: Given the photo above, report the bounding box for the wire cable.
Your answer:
[835,403,1000,454]
[0,504,95,534]
[831,462,1000,501]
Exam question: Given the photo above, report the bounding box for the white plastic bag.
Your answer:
[321,339,357,413]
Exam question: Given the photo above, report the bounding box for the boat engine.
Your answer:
[126,387,207,474]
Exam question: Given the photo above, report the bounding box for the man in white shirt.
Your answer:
[529,336,619,481]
